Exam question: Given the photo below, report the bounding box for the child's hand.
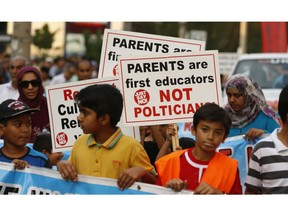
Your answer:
[12,159,29,170]
[166,179,187,192]
[194,182,224,194]
[57,160,78,181]
[244,128,265,143]
[117,167,146,190]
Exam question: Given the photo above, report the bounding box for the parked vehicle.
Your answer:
[223,53,288,111]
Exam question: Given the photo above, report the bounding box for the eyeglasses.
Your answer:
[19,80,41,88]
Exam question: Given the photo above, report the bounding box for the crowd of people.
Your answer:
[0,52,288,195]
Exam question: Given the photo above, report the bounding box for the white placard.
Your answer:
[118,50,222,126]
[45,77,140,153]
[99,29,206,78]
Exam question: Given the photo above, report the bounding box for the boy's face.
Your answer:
[0,113,32,147]
[77,105,102,134]
[191,120,226,153]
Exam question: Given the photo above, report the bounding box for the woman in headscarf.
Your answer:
[17,66,50,143]
[224,74,280,142]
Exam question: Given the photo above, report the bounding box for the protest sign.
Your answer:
[99,29,206,78]
[45,77,140,153]
[118,50,222,126]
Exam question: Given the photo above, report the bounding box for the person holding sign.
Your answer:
[57,84,157,190]
[155,103,242,194]
[225,74,280,142]
[140,124,168,168]
[245,85,288,194]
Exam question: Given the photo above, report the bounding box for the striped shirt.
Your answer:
[245,128,288,194]
[0,146,52,168]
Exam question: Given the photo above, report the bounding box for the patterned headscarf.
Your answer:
[224,74,280,128]
[17,66,45,108]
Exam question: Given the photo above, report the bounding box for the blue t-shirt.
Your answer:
[228,111,280,137]
[0,147,52,168]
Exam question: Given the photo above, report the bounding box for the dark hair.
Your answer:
[40,66,49,74]
[33,133,52,154]
[278,85,288,124]
[193,103,231,137]
[74,84,123,127]
[0,118,8,126]
[77,59,92,69]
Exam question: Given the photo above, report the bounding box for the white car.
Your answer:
[223,53,288,111]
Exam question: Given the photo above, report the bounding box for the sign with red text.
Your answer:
[45,77,140,153]
[118,50,222,126]
[99,29,206,78]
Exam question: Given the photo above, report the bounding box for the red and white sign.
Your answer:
[99,29,206,78]
[118,50,222,126]
[45,77,140,153]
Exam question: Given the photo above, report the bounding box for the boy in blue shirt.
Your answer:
[0,99,52,169]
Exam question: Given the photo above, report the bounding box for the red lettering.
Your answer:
[246,146,253,165]
[159,88,193,102]
[182,88,192,100]
[218,148,232,157]
[159,90,170,102]
[184,123,192,131]
[143,107,152,117]
[134,107,141,118]
[63,89,79,101]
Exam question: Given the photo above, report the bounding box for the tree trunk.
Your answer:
[12,22,31,61]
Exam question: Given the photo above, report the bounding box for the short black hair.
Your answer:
[193,103,231,137]
[33,133,52,154]
[278,85,288,124]
[74,84,123,127]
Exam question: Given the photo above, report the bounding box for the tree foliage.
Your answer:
[131,22,262,53]
[32,23,58,57]
[82,29,103,63]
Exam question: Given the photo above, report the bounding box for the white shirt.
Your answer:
[50,73,73,85]
[0,82,19,103]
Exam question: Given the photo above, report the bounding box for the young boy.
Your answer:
[57,84,157,190]
[33,132,64,167]
[0,99,52,169]
[155,103,242,194]
[245,85,288,194]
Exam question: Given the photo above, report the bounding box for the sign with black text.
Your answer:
[99,29,206,78]
[118,50,222,126]
[45,77,140,153]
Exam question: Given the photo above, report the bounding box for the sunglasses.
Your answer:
[19,80,41,88]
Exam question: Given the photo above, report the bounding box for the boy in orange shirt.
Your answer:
[155,103,242,194]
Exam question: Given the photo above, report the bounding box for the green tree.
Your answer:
[32,23,58,58]
[83,29,103,63]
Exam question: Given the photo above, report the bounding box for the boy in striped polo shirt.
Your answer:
[245,85,288,194]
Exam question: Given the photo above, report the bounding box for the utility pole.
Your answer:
[238,22,248,54]
[178,22,186,38]
[11,22,31,60]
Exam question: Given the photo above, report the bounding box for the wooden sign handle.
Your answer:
[171,123,180,151]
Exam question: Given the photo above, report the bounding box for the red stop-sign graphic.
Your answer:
[56,132,68,146]
[134,89,150,105]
